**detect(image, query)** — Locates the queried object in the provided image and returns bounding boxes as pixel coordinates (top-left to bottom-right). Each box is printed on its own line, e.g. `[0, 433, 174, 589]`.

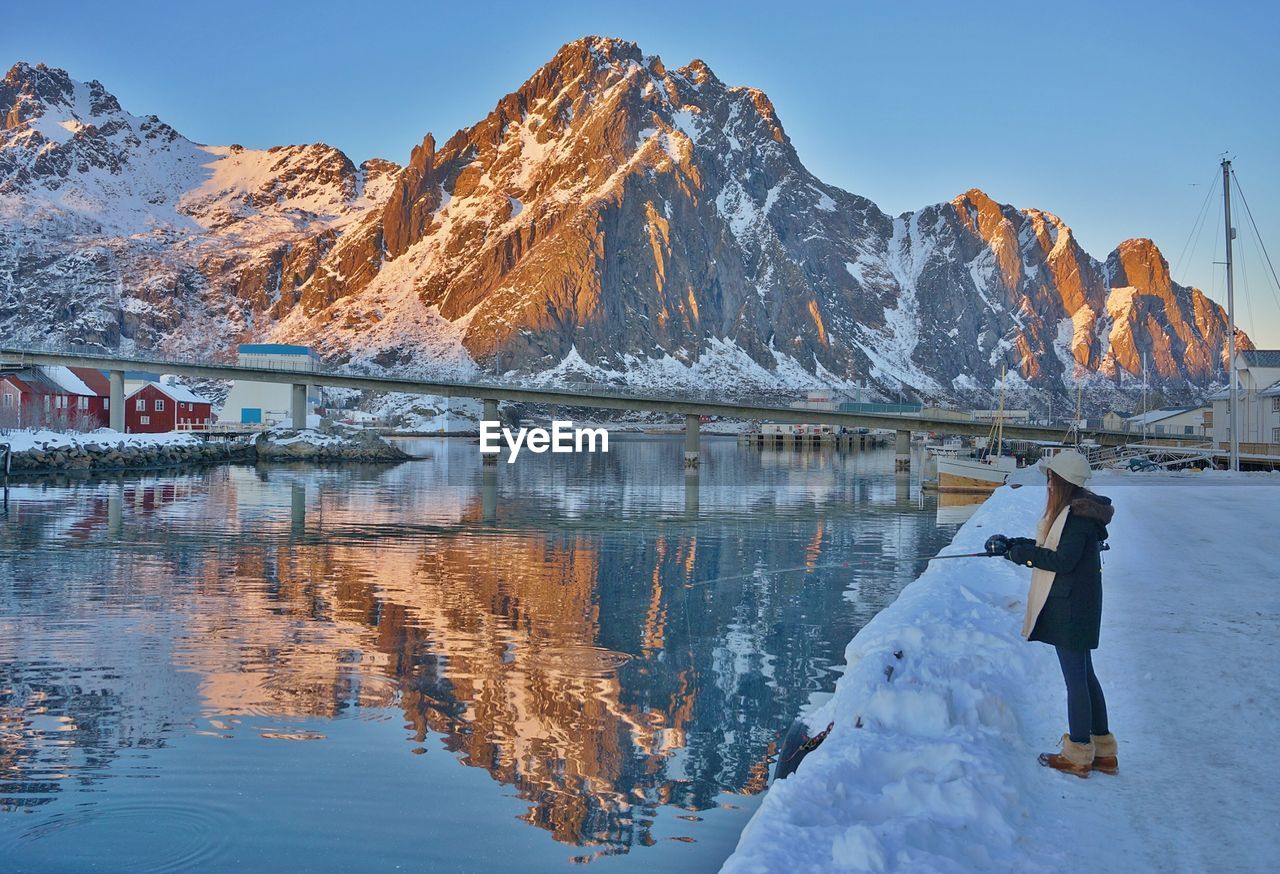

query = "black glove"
[1007, 537, 1035, 548]
[1006, 543, 1034, 565]
[984, 535, 1010, 556]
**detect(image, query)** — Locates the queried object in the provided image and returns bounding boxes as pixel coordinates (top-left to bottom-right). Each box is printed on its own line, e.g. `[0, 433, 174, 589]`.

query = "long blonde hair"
[1037, 470, 1082, 543]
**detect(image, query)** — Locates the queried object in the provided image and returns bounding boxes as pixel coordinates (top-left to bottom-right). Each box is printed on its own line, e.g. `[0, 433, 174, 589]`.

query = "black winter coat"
[1007, 490, 1114, 650]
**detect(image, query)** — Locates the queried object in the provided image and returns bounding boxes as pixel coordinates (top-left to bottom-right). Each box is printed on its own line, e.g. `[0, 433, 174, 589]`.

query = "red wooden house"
[0, 366, 111, 429]
[125, 382, 213, 433]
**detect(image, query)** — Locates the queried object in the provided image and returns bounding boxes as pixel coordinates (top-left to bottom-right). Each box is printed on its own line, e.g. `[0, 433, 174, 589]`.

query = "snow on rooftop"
[38, 365, 95, 396]
[123, 380, 210, 404]
[1124, 407, 1201, 426]
[156, 380, 210, 404]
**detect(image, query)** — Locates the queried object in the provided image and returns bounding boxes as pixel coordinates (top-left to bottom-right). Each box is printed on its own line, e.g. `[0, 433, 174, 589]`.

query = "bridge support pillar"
[107, 483, 123, 537]
[481, 465, 497, 522]
[290, 482, 306, 536]
[684, 467, 700, 515]
[895, 429, 911, 471]
[684, 414, 700, 469]
[109, 370, 125, 432]
[291, 384, 308, 429]
[482, 398, 499, 466]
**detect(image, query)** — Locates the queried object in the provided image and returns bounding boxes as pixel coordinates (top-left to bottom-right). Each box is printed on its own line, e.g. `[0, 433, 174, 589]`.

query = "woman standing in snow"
[988, 450, 1117, 778]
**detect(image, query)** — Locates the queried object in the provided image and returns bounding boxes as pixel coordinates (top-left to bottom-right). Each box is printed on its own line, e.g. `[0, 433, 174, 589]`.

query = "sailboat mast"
[995, 366, 1006, 454]
[1142, 352, 1148, 445]
[1222, 158, 1239, 472]
[1074, 381, 1083, 448]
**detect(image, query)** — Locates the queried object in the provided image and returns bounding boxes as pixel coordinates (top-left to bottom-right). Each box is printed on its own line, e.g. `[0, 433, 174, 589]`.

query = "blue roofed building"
[217, 344, 322, 428]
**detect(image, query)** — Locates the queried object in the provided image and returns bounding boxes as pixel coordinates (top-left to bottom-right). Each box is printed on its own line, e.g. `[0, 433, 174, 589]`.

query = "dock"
[737, 431, 892, 451]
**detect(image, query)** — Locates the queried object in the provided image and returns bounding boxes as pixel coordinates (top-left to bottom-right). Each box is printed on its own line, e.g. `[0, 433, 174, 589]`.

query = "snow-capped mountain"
[0, 42, 1249, 404]
[0, 61, 398, 353]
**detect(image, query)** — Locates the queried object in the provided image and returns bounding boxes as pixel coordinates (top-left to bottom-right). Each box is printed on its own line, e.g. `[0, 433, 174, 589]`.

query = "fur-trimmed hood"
[1071, 490, 1114, 531]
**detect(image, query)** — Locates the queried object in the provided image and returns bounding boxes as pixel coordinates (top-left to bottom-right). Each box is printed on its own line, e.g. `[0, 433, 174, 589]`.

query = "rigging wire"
[1237, 196, 1256, 340]
[1173, 170, 1222, 280]
[1211, 200, 1221, 304]
[1231, 170, 1280, 317]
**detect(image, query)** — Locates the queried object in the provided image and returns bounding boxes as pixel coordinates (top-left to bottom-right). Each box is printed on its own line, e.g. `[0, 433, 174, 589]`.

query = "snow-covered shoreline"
[1, 428, 251, 472]
[0, 428, 210, 455]
[725, 470, 1280, 873]
[0, 427, 410, 472]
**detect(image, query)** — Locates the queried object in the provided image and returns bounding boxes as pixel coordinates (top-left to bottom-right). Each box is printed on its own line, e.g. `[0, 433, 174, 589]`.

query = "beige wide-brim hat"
[1037, 449, 1092, 486]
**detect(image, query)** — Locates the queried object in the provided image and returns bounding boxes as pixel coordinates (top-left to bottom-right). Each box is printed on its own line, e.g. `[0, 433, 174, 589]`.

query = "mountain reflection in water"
[0, 437, 958, 871]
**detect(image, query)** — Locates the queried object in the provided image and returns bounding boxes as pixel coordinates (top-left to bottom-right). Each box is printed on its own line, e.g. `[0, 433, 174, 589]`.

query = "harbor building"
[218, 344, 322, 427]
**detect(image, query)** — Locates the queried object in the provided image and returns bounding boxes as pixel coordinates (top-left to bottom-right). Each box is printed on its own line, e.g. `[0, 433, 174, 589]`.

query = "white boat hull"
[936, 455, 1017, 493]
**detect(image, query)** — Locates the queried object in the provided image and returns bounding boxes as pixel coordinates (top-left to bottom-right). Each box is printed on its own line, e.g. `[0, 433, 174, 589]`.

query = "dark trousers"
[1055, 646, 1109, 744]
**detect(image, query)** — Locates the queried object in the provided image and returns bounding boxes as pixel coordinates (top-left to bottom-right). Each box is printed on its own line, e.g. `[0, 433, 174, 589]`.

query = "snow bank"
[725, 470, 1280, 873]
[0, 428, 205, 454]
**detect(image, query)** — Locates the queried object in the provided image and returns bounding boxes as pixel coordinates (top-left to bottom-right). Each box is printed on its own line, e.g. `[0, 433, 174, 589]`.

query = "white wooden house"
[1210, 350, 1280, 449]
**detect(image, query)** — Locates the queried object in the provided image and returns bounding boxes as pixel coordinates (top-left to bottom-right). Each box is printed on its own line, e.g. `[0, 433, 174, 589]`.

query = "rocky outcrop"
[252, 427, 411, 462]
[1102, 238, 1251, 379]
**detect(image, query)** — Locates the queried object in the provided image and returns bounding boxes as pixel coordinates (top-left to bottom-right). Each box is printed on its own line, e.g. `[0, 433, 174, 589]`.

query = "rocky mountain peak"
[555, 35, 645, 71]
[2, 62, 128, 129]
[510, 36, 648, 113]
[952, 187, 1007, 226]
[1108, 237, 1169, 290]
[3, 62, 75, 117]
[677, 59, 719, 86]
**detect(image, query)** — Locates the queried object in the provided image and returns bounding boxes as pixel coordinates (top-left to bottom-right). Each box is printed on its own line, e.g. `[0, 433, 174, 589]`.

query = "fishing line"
[682, 551, 1000, 590]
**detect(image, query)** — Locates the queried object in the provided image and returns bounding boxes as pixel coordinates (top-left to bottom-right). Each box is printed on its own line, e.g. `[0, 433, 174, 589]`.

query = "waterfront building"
[1101, 410, 1132, 431]
[0, 365, 111, 429]
[125, 380, 214, 433]
[218, 344, 322, 427]
[1210, 350, 1280, 451]
[1125, 406, 1211, 438]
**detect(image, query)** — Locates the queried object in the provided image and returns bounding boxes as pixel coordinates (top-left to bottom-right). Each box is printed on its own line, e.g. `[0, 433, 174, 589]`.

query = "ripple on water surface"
[4, 798, 239, 872]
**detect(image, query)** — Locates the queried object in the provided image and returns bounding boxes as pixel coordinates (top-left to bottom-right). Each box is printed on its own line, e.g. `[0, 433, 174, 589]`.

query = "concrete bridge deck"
[0, 345, 1136, 464]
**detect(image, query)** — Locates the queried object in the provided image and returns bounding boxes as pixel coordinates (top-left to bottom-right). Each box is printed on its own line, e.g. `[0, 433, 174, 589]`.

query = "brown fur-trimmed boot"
[1038, 734, 1093, 778]
[1091, 733, 1118, 775]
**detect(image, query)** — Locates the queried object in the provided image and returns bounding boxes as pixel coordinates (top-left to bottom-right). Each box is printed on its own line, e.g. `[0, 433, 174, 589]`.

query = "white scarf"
[1021, 506, 1070, 640]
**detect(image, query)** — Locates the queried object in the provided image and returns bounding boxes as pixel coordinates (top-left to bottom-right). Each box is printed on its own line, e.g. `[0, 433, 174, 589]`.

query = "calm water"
[0, 437, 962, 872]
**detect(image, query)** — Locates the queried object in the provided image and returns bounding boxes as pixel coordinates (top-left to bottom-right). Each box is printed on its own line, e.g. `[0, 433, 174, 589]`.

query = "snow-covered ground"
[725, 470, 1280, 873]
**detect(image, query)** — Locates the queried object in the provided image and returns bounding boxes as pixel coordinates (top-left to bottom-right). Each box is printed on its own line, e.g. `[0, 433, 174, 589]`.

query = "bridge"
[0, 344, 1136, 468]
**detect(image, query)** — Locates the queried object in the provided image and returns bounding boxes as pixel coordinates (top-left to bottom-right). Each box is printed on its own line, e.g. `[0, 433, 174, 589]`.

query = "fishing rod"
[686, 542, 1112, 588]
[906, 541, 1109, 562]
[921, 551, 999, 560]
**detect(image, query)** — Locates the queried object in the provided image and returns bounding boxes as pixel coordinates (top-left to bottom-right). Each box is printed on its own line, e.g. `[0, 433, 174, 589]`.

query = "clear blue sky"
[6, 0, 1279, 345]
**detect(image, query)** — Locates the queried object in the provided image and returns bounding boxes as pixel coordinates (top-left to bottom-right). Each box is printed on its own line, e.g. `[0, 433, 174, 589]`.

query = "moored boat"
[936, 452, 1018, 493]
[938, 366, 1018, 493]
